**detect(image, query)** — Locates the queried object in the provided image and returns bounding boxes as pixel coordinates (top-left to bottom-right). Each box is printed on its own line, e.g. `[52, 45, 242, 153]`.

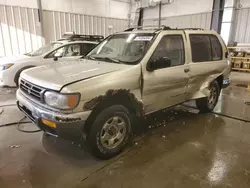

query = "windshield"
[86, 33, 155, 64]
[26, 42, 63, 56]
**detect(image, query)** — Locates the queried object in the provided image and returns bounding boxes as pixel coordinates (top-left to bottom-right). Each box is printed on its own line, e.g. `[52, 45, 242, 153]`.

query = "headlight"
[44, 91, 80, 110]
[0, 63, 14, 71]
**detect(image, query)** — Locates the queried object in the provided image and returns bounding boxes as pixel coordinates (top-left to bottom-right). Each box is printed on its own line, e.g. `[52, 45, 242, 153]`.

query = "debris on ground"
[10, 145, 21, 148]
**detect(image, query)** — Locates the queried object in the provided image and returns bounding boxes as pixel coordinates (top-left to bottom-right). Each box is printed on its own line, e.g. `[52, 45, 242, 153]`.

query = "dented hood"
[21, 59, 132, 91]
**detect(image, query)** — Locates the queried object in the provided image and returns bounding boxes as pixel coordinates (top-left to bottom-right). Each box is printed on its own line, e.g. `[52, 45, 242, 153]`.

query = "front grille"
[20, 79, 45, 101]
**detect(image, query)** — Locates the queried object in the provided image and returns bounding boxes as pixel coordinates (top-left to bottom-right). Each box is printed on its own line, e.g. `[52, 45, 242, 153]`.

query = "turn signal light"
[41, 119, 56, 128]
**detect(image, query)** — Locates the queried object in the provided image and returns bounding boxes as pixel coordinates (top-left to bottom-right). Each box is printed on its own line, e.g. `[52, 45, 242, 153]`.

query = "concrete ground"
[0, 71, 250, 188]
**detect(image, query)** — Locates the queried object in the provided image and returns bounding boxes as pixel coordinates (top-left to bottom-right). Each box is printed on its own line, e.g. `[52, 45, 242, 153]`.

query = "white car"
[0, 34, 102, 87]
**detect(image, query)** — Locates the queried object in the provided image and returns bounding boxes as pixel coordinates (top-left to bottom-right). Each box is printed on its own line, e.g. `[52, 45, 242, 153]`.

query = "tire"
[87, 105, 132, 159]
[196, 80, 220, 113]
[14, 66, 34, 87]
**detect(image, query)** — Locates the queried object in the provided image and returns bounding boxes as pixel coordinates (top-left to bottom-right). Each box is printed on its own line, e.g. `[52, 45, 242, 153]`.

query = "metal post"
[37, 0, 45, 45]
[159, 1, 162, 27]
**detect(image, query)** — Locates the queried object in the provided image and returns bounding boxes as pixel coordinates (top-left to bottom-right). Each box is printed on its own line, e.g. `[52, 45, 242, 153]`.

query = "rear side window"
[190, 34, 223, 62]
[210, 35, 222, 60]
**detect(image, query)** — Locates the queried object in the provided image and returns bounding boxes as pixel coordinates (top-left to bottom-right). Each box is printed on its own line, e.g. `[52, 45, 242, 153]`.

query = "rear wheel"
[87, 105, 132, 159]
[196, 80, 220, 113]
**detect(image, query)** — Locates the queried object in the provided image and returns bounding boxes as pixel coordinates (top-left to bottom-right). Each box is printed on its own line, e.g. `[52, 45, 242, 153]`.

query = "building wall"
[142, 0, 213, 29]
[41, 0, 130, 19]
[43, 10, 128, 44]
[232, 7, 250, 43]
[0, 5, 42, 56]
[0, 0, 38, 8]
[228, 0, 250, 44]
[0, 0, 130, 19]
[0, 0, 130, 56]
[239, 0, 250, 8]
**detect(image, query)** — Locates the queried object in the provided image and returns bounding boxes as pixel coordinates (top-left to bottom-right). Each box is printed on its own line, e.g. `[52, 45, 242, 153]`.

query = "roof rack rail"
[59, 32, 104, 42]
[124, 26, 205, 32]
[182, 28, 204, 30]
[124, 25, 171, 32]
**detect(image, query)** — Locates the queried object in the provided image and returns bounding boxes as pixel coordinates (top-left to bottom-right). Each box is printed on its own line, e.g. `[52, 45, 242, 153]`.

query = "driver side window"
[46, 44, 82, 58]
[46, 46, 67, 58]
[151, 35, 185, 67]
[64, 44, 81, 57]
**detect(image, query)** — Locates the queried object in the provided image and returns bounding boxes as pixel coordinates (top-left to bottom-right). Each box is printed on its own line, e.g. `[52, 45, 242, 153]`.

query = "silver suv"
[0, 33, 102, 87]
[17, 26, 231, 159]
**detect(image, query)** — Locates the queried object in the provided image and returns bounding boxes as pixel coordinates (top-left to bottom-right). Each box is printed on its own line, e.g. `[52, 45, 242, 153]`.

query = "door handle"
[184, 68, 190, 73]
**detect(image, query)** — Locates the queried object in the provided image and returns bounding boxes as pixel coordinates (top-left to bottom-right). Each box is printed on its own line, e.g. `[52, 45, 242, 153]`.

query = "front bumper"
[222, 78, 231, 88]
[16, 89, 91, 141]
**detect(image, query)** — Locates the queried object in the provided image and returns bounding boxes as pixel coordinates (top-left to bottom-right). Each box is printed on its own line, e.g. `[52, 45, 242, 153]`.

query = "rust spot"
[83, 89, 144, 116]
[55, 116, 81, 122]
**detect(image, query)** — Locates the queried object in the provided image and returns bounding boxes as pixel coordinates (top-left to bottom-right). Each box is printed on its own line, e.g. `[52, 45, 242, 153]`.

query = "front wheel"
[196, 80, 220, 113]
[87, 105, 132, 159]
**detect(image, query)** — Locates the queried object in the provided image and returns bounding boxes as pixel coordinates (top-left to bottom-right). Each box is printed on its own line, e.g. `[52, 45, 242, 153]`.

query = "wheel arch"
[215, 74, 223, 89]
[83, 89, 143, 134]
[14, 65, 35, 85]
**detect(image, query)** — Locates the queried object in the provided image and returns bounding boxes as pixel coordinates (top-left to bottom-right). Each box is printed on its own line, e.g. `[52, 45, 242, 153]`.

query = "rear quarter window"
[190, 34, 223, 63]
[210, 35, 223, 61]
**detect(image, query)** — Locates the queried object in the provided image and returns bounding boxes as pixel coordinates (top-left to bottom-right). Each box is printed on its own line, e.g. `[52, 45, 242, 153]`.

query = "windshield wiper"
[87, 56, 96, 60]
[102, 57, 120, 63]
[88, 56, 121, 63]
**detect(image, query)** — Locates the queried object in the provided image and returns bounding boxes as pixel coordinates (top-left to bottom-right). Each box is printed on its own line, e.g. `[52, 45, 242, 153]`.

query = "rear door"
[185, 31, 226, 99]
[142, 31, 190, 114]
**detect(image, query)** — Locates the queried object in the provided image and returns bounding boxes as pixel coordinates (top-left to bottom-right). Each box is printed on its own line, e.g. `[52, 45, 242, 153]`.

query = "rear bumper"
[222, 78, 231, 88]
[16, 89, 91, 141]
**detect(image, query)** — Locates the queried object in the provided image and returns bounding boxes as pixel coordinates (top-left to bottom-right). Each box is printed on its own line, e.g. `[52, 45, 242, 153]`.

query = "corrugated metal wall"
[0, 5, 129, 57]
[143, 12, 212, 30]
[232, 7, 250, 43]
[0, 4, 43, 57]
[43, 10, 129, 44]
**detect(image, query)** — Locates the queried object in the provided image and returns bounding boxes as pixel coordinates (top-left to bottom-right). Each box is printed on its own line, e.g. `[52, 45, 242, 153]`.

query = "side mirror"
[53, 52, 62, 61]
[148, 57, 171, 71]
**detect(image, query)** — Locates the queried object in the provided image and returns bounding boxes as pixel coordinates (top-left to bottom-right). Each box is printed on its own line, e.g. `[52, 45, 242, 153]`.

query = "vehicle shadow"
[41, 106, 196, 161]
[41, 105, 218, 161]
[73, 108, 226, 188]
[41, 133, 97, 162]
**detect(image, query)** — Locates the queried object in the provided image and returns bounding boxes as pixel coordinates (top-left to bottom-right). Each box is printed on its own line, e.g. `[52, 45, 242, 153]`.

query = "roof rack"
[124, 26, 204, 32]
[181, 28, 204, 30]
[59, 32, 104, 42]
[124, 25, 171, 32]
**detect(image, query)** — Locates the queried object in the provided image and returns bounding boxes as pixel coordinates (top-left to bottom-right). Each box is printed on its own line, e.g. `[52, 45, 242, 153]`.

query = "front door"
[142, 33, 190, 114]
